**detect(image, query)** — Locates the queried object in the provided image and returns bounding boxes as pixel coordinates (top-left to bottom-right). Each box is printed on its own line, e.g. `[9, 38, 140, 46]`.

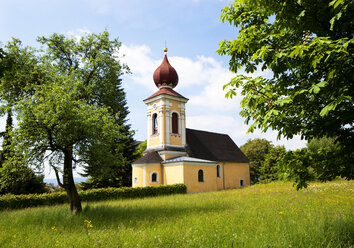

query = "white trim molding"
[143, 166, 146, 187]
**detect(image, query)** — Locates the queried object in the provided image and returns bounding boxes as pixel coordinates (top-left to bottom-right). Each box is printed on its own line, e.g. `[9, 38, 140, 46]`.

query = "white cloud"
[120, 44, 160, 90]
[66, 28, 92, 42]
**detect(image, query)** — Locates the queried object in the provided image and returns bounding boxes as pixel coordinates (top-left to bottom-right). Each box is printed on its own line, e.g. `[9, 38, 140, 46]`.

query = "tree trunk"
[63, 147, 82, 214]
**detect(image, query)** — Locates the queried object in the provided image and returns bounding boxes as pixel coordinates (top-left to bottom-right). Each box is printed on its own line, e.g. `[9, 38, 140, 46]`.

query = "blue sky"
[1, 0, 306, 179]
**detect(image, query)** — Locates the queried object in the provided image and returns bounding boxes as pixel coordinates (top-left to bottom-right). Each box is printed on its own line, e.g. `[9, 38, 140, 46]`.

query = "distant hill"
[44, 177, 87, 186]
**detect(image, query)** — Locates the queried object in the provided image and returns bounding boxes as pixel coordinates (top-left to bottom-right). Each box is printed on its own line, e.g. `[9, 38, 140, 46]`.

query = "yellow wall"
[147, 98, 185, 148]
[132, 166, 143, 187]
[183, 164, 217, 193]
[164, 165, 184, 185]
[170, 134, 182, 146]
[223, 162, 250, 189]
[145, 165, 162, 186]
[149, 135, 160, 147]
[132, 164, 162, 187]
[169, 100, 183, 147]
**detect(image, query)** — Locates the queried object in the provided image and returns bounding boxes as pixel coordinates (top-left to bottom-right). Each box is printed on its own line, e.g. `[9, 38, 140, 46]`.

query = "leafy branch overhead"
[218, 0, 353, 186]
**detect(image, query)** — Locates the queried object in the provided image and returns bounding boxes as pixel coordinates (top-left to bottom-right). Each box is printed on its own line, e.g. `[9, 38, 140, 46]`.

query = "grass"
[0, 181, 353, 248]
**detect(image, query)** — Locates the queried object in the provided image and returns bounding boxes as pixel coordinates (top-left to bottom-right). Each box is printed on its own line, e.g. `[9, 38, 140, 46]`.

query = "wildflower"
[84, 220, 93, 228]
[51, 226, 57, 231]
[279, 211, 284, 215]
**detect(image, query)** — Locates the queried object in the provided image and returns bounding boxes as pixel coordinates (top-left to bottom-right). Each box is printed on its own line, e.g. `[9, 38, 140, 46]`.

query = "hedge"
[0, 184, 187, 210]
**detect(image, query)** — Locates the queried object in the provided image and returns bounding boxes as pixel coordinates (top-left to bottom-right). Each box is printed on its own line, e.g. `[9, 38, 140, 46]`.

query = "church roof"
[163, 156, 217, 164]
[144, 87, 188, 101]
[186, 128, 249, 162]
[132, 151, 163, 164]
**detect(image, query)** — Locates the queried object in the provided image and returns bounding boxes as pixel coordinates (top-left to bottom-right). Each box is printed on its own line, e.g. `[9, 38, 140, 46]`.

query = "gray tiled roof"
[132, 128, 249, 164]
[186, 128, 249, 162]
[132, 151, 162, 164]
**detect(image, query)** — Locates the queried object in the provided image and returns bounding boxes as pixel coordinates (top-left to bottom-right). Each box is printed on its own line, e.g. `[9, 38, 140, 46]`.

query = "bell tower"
[143, 48, 188, 157]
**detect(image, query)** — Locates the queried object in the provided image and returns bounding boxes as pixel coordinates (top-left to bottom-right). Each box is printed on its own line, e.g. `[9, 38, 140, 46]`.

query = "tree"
[279, 148, 315, 189]
[240, 138, 273, 184]
[0, 163, 47, 195]
[218, 0, 353, 187]
[81, 140, 144, 189]
[260, 145, 286, 183]
[0, 40, 47, 194]
[11, 31, 130, 213]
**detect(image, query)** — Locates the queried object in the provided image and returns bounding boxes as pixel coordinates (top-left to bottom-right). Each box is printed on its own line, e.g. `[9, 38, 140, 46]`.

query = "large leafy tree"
[218, 0, 353, 186]
[240, 138, 273, 184]
[11, 31, 131, 213]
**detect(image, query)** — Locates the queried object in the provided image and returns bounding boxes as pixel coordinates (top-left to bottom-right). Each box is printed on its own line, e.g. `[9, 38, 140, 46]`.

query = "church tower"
[143, 48, 188, 160]
[132, 48, 250, 191]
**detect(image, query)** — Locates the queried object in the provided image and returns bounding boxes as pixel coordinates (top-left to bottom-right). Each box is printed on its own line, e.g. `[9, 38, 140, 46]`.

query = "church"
[132, 49, 250, 193]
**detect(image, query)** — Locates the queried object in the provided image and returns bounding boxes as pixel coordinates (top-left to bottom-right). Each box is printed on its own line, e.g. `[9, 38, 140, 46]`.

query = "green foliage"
[0, 184, 186, 210]
[218, 0, 354, 187]
[80, 141, 146, 190]
[307, 136, 339, 153]
[0, 163, 47, 195]
[280, 137, 350, 189]
[240, 138, 273, 184]
[260, 145, 286, 183]
[2, 31, 133, 213]
[279, 149, 316, 190]
[0, 181, 352, 247]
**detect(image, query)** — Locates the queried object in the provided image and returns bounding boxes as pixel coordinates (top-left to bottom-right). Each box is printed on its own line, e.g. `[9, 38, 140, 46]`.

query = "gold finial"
[164, 40, 168, 54]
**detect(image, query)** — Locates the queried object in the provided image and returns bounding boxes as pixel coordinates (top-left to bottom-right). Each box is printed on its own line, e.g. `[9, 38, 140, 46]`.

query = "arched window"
[151, 172, 159, 183]
[217, 165, 221, 178]
[198, 169, 204, 182]
[152, 113, 158, 134]
[172, 112, 179, 134]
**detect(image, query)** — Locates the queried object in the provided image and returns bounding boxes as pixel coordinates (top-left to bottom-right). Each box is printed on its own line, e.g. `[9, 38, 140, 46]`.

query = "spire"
[153, 48, 178, 89]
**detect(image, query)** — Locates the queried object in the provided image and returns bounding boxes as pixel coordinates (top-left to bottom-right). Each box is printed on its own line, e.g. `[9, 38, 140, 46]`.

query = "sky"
[0, 0, 307, 179]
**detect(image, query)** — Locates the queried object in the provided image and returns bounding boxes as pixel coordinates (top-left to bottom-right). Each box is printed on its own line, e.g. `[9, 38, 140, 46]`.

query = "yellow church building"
[132, 49, 250, 193]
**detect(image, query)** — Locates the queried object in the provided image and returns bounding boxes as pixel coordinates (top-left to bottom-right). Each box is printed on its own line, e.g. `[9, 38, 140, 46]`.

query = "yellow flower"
[279, 211, 284, 215]
[84, 220, 93, 228]
[51, 226, 57, 231]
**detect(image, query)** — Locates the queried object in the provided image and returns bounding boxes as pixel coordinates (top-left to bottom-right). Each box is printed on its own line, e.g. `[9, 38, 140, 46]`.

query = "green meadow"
[0, 181, 352, 248]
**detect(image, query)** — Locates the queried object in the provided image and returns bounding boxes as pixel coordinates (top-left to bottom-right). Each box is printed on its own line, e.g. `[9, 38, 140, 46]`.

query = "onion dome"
[153, 48, 179, 89]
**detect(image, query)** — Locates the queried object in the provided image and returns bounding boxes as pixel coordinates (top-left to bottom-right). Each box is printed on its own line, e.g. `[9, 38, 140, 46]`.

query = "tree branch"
[51, 165, 64, 188]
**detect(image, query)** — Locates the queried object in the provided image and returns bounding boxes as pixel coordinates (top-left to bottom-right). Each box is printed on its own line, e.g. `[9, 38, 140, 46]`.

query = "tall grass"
[0, 181, 352, 247]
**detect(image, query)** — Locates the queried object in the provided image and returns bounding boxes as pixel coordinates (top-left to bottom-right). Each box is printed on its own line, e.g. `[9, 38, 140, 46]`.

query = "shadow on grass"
[79, 200, 230, 228]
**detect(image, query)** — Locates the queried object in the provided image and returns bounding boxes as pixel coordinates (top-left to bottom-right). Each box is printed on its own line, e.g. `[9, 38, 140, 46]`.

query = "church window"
[217, 165, 221, 178]
[198, 169, 204, 182]
[152, 113, 158, 134]
[240, 179, 244, 187]
[172, 112, 179, 134]
[151, 172, 159, 183]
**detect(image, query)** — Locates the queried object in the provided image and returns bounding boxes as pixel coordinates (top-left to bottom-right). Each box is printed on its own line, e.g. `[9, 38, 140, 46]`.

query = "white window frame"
[150, 171, 159, 183]
[151, 112, 159, 135]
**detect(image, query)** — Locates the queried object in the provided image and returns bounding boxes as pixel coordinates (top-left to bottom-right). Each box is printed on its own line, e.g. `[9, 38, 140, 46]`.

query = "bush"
[0, 184, 187, 210]
[0, 164, 47, 195]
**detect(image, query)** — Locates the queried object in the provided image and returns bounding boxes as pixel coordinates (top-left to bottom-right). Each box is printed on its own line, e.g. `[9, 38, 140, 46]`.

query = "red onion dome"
[153, 50, 178, 89]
